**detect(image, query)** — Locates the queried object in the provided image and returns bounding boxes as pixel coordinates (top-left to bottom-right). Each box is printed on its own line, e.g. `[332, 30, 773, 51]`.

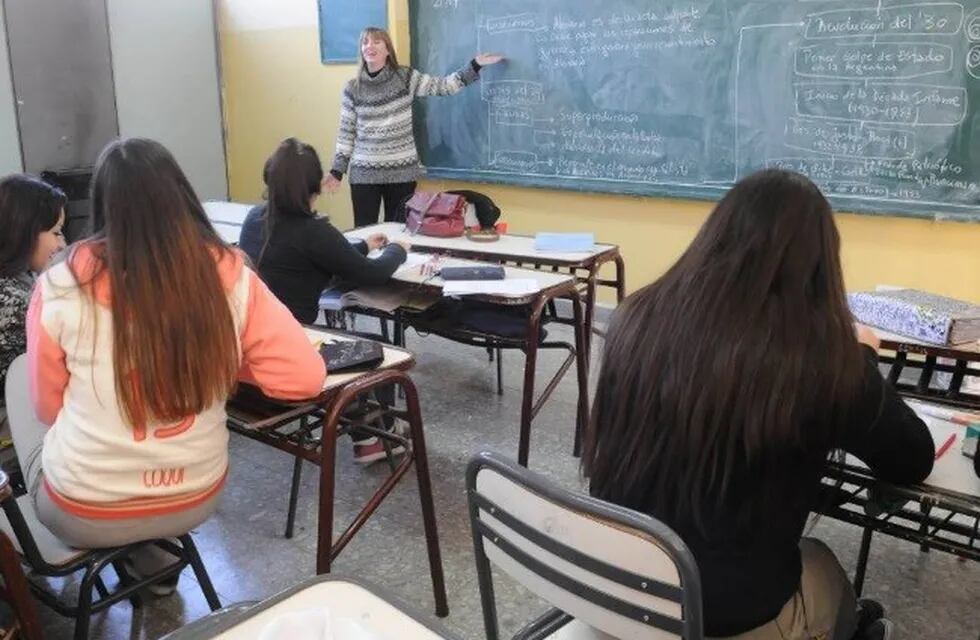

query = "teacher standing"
[324, 26, 502, 227]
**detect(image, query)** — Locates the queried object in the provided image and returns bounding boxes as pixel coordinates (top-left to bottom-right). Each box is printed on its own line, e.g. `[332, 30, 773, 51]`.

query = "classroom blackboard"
[410, 1, 980, 221]
[319, 0, 387, 63]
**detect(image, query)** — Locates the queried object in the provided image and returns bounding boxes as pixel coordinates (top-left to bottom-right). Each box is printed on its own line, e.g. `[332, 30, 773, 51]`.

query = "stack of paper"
[364, 249, 430, 276]
[442, 279, 539, 296]
[319, 283, 438, 313]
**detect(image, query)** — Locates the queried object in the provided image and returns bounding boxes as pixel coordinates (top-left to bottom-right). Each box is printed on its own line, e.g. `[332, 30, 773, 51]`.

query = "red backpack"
[404, 191, 467, 238]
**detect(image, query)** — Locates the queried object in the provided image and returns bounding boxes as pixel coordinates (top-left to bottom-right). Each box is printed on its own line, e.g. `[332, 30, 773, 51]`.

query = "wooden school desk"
[346, 222, 625, 350]
[224, 328, 448, 616]
[161, 576, 462, 640]
[346, 255, 590, 467]
[212, 221, 243, 245]
[202, 201, 251, 226]
[871, 327, 980, 412]
[820, 400, 980, 596]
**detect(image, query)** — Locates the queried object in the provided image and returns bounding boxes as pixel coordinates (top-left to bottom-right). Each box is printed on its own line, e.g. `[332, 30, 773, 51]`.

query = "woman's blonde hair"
[355, 27, 408, 93]
[358, 27, 399, 73]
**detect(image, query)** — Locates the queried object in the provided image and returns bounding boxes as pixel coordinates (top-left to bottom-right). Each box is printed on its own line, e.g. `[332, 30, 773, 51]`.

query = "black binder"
[320, 339, 385, 372]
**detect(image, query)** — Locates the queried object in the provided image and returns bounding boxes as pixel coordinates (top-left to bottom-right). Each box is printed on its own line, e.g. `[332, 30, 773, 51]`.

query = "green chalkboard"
[410, 1, 980, 221]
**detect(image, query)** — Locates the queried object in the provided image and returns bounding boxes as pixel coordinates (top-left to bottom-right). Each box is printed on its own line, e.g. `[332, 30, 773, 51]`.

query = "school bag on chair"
[403, 191, 467, 237]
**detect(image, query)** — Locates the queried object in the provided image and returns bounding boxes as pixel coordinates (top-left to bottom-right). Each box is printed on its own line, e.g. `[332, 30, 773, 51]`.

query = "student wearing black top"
[583, 169, 933, 640]
[240, 138, 408, 324]
[239, 138, 409, 464]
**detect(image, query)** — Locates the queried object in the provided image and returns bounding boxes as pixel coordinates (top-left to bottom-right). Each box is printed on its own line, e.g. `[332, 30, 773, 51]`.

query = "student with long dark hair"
[239, 137, 408, 464]
[584, 169, 933, 640]
[0, 175, 66, 438]
[6, 138, 324, 591]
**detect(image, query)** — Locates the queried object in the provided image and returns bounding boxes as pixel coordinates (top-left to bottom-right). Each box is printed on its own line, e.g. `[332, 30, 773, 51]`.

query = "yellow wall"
[218, 1, 980, 302]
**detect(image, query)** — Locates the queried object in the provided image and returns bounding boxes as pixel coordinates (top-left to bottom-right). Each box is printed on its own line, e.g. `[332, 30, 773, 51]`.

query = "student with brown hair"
[323, 26, 503, 226]
[583, 169, 934, 640]
[6, 138, 325, 592]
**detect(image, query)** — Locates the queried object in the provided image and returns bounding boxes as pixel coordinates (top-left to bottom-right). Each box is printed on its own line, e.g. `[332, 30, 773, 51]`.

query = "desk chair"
[467, 452, 703, 639]
[227, 388, 400, 540]
[230, 327, 401, 540]
[389, 299, 580, 452]
[0, 469, 220, 640]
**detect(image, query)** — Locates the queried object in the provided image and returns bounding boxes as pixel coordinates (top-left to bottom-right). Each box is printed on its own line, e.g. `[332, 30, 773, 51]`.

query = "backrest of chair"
[467, 452, 703, 640]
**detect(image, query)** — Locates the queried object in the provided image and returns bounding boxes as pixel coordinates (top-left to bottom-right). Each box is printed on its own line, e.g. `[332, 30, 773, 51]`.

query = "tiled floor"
[29, 324, 980, 639]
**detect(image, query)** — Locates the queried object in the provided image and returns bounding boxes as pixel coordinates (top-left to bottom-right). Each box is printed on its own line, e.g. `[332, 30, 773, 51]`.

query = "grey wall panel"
[107, 0, 228, 200]
[3, 0, 118, 174]
[0, 5, 22, 175]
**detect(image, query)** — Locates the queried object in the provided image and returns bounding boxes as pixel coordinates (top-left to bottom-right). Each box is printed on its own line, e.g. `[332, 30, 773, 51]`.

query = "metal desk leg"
[314, 372, 448, 617]
[517, 299, 548, 467]
[285, 416, 309, 539]
[582, 265, 599, 361]
[854, 526, 874, 597]
[402, 375, 450, 617]
[496, 349, 504, 396]
[614, 254, 626, 303]
[916, 356, 937, 394]
[571, 292, 589, 458]
[919, 502, 933, 553]
[886, 352, 906, 385]
[316, 407, 341, 575]
[948, 359, 967, 400]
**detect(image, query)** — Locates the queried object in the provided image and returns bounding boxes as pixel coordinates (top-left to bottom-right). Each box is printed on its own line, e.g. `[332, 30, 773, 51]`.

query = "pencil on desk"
[934, 434, 957, 460]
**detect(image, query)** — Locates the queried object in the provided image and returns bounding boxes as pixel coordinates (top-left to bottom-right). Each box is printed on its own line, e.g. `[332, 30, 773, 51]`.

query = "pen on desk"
[934, 434, 957, 460]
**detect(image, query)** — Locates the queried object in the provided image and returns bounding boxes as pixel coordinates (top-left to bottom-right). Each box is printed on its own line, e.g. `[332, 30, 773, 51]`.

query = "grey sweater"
[332, 62, 480, 185]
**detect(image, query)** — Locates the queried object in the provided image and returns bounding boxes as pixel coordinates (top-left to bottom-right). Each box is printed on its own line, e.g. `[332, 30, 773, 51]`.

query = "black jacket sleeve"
[839, 346, 935, 484]
[304, 219, 406, 286]
[237, 205, 266, 265]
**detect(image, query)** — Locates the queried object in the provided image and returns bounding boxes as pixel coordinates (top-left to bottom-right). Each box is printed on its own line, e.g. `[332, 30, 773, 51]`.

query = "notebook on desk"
[319, 339, 385, 373]
[849, 288, 980, 346]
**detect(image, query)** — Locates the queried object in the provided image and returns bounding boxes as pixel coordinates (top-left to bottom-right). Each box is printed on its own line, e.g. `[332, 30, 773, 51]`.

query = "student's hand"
[323, 174, 342, 194]
[855, 323, 881, 351]
[366, 234, 388, 251]
[393, 239, 412, 252]
[475, 53, 505, 66]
